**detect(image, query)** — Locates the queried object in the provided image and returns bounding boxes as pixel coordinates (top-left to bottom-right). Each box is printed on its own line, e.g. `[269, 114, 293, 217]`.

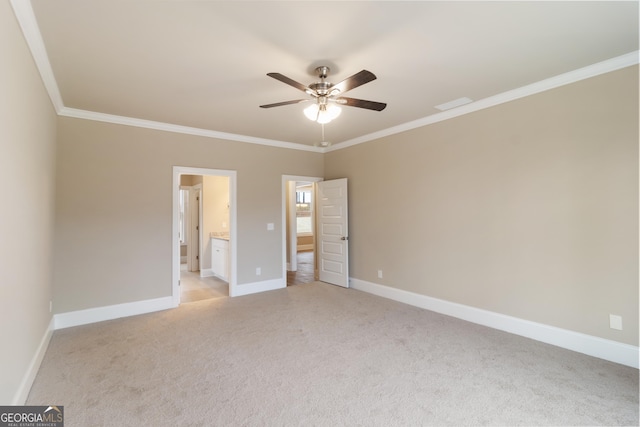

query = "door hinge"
[196, 255, 199, 260]
[178, 280, 181, 287]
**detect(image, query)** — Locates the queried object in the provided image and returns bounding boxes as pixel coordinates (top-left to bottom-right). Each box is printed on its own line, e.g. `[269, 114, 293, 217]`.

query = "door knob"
[341, 236, 348, 241]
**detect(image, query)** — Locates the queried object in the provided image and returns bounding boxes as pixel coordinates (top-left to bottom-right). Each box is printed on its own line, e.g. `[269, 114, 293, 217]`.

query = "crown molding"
[11, 0, 323, 153]
[10, 0, 64, 112]
[328, 50, 639, 152]
[12, 1, 637, 154]
[59, 107, 323, 152]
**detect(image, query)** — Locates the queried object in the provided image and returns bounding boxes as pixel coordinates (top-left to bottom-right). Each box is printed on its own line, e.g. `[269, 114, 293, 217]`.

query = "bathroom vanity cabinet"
[211, 237, 229, 282]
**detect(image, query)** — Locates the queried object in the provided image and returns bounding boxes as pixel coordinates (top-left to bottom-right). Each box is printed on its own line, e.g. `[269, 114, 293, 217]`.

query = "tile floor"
[180, 267, 228, 303]
[180, 250, 314, 303]
[287, 250, 315, 286]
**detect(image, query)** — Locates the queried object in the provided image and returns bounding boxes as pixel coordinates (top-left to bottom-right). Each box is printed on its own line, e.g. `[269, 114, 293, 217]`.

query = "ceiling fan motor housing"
[309, 66, 338, 97]
[309, 82, 333, 96]
[315, 66, 330, 79]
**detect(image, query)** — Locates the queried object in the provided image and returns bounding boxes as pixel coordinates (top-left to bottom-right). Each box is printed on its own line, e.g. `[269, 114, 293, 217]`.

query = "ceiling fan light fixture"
[318, 104, 341, 124]
[304, 102, 341, 124]
[303, 103, 319, 121]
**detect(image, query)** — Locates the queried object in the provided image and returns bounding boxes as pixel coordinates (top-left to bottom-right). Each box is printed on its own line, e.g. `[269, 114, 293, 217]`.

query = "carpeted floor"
[27, 282, 638, 426]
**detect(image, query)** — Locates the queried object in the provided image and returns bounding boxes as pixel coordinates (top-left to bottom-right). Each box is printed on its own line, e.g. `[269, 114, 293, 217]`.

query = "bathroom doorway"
[173, 167, 237, 305]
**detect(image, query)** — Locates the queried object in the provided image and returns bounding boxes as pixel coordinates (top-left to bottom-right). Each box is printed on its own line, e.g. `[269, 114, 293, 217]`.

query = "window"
[296, 191, 312, 204]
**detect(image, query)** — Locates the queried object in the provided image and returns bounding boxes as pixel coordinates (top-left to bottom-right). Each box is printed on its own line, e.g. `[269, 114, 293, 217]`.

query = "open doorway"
[282, 175, 323, 286]
[178, 176, 228, 302]
[173, 167, 237, 305]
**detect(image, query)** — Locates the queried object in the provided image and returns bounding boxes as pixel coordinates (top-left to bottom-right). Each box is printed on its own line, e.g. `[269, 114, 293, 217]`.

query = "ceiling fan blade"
[260, 99, 309, 108]
[267, 73, 312, 94]
[335, 97, 387, 111]
[330, 70, 377, 95]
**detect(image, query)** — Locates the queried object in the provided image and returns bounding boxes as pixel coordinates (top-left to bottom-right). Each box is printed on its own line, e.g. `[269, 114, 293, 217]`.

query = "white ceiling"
[19, 1, 640, 150]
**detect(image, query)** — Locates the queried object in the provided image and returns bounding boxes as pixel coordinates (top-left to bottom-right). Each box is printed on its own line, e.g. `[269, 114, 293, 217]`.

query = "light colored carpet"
[27, 282, 638, 426]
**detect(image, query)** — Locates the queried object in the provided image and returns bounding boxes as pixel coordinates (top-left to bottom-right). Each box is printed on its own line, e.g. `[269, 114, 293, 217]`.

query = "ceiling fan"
[260, 66, 387, 124]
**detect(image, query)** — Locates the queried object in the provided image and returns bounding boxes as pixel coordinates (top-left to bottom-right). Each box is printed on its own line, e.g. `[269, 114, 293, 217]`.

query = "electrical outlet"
[378, 270, 383, 279]
[609, 314, 623, 330]
[256, 267, 261, 276]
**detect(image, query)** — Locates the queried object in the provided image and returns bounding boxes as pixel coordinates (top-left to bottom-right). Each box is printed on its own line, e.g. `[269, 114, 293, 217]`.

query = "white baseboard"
[200, 268, 214, 278]
[231, 278, 285, 297]
[54, 296, 175, 330]
[350, 278, 639, 369]
[13, 317, 54, 405]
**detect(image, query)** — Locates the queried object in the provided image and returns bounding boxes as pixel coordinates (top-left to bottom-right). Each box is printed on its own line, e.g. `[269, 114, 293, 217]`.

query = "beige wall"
[180, 174, 202, 187]
[53, 117, 323, 312]
[1, 1, 58, 404]
[297, 235, 314, 248]
[325, 66, 639, 346]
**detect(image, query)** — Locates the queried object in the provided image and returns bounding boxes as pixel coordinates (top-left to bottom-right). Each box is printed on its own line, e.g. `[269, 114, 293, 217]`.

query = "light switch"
[267, 223, 274, 231]
[609, 314, 623, 330]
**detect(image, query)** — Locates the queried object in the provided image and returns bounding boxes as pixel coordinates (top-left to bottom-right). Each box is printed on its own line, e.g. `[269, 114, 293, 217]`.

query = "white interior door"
[317, 178, 349, 287]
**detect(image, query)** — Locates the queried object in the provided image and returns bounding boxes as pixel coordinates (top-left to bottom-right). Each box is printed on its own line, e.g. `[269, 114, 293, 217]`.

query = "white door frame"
[281, 175, 323, 282]
[173, 166, 237, 305]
